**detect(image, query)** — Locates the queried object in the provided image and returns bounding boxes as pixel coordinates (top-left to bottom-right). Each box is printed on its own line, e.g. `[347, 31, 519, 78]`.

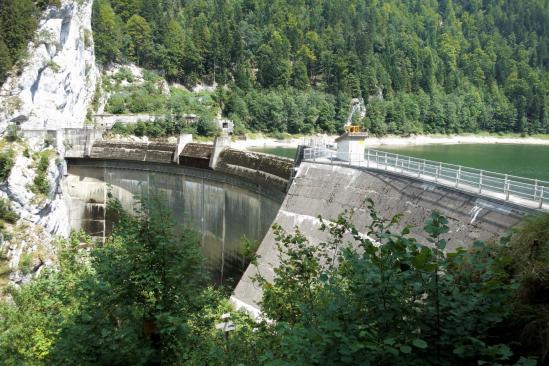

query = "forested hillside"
[0, 0, 60, 84]
[92, 0, 548, 135]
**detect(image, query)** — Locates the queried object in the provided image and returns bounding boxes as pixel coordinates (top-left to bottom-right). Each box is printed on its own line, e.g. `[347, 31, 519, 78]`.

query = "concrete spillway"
[62, 140, 536, 314]
[64, 141, 292, 285]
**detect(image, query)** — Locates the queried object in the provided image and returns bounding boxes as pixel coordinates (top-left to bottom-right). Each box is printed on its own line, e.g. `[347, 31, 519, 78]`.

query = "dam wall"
[232, 162, 536, 314]
[64, 141, 293, 285]
[63, 139, 536, 314]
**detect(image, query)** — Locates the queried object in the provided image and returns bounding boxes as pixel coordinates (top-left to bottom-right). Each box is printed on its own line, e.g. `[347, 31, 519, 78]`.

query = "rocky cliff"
[0, 0, 97, 287]
[0, 0, 98, 132]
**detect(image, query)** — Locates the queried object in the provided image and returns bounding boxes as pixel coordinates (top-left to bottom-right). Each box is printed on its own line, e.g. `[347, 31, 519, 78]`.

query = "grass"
[29, 150, 54, 197]
[0, 262, 9, 290]
[0, 248, 10, 290]
[0, 198, 19, 224]
[18, 252, 33, 275]
[0, 149, 15, 182]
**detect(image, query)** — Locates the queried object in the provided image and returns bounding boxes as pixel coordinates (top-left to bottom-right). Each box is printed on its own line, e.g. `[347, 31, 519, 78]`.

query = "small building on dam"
[61, 135, 539, 316]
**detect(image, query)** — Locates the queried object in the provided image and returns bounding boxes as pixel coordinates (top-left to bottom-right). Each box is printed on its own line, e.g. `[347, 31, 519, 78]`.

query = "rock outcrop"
[0, 0, 98, 289]
[0, 0, 98, 132]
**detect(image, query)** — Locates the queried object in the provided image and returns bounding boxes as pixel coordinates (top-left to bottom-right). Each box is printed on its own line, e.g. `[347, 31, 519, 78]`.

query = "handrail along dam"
[62, 137, 541, 315]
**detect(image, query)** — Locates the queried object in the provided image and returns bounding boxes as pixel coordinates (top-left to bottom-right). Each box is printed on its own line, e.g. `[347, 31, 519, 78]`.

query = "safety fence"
[303, 147, 548, 209]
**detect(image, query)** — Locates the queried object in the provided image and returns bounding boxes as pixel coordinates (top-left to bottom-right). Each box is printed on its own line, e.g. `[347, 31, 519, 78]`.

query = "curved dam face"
[64, 141, 292, 285]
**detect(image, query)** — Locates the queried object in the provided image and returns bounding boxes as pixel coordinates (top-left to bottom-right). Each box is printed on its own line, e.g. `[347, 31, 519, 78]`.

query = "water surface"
[250, 147, 297, 159]
[378, 144, 549, 181]
[250, 144, 549, 181]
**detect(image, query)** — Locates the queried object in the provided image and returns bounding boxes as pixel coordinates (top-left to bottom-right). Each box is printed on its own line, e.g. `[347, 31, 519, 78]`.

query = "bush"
[252, 202, 537, 365]
[113, 67, 134, 83]
[106, 94, 126, 114]
[0, 198, 18, 224]
[110, 122, 131, 135]
[18, 252, 33, 274]
[505, 214, 549, 362]
[5, 124, 19, 142]
[196, 116, 220, 137]
[0, 150, 15, 182]
[30, 153, 50, 196]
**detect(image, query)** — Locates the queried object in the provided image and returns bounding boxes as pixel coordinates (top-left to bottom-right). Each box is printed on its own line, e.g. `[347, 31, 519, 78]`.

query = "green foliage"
[0, 37, 12, 82]
[18, 252, 33, 274]
[91, 0, 548, 135]
[225, 87, 339, 134]
[0, 0, 60, 84]
[48, 196, 210, 364]
[105, 76, 169, 115]
[0, 198, 19, 224]
[110, 118, 200, 138]
[0, 195, 546, 364]
[5, 124, 20, 142]
[30, 152, 51, 196]
[91, 0, 122, 65]
[0, 195, 249, 365]
[0, 231, 94, 365]
[126, 15, 152, 65]
[0, 149, 15, 182]
[505, 214, 549, 363]
[196, 116, 220, 137]
[252, 202, 534, 365]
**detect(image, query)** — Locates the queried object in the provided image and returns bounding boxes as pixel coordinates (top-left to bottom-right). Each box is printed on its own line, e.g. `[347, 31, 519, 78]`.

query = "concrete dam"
[64, 140, 291, 284]
[62, 139, 536, 313]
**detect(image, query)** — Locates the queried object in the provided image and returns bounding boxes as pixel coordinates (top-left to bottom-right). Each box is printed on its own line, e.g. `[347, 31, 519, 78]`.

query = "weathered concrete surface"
[179, 143, 213, 169]
[64, 159, 285, 285]
[232, 162, 535, 315]
[216, 149, 293, 193]
[90, 140, 175, 163]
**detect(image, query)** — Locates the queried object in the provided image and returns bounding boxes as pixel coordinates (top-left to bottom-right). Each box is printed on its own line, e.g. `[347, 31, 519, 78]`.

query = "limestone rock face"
[0, 144, 71, 238]
[0, 0, 98, 132]
[0, 1, 97, 289]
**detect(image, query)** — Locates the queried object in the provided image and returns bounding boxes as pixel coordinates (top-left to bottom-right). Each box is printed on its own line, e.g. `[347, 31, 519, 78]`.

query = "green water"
[252, 144, 549, 181]
[250, 147, 297, 159]
[378, 144, 549, 181]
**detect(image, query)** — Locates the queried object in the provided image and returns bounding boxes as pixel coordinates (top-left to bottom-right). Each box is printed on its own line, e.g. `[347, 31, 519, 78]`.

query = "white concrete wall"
[337, 139, 365, 162]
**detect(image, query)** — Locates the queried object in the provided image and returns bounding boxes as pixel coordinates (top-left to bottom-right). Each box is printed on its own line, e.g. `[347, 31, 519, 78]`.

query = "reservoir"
[249, 147, 298, 159]
[378, 144, 549, 181]
[251, 144, 549, 181]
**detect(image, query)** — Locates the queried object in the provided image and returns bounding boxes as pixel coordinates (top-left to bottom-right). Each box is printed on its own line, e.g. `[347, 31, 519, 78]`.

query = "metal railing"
[302, 147, 548, 209]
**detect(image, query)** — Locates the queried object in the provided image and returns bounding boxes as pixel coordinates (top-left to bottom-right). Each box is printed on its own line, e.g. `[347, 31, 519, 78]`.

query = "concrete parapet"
[209, 135, 231, 169]
[215, 149, 293, 193]
[219, 149, 293, 180]
[93, 113, 161, 129]
[64, 127, 103, 158]
[173, 134, 193, 163]
[90, 140, 175, 163]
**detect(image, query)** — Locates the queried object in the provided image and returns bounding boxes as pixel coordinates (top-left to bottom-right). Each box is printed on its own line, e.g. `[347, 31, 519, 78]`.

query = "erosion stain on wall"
[64, 159, 284, 286]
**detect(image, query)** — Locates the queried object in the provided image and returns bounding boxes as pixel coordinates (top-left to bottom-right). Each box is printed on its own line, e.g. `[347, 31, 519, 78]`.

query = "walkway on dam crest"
[303, 147, 549, 212]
